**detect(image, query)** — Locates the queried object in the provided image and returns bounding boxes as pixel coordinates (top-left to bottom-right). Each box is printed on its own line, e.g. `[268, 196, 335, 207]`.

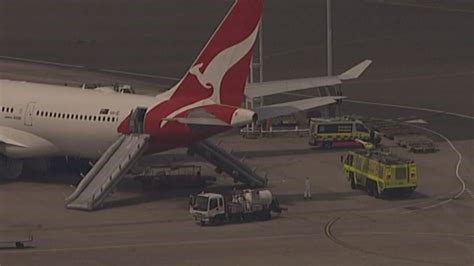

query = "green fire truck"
[343, 150, 418, 197]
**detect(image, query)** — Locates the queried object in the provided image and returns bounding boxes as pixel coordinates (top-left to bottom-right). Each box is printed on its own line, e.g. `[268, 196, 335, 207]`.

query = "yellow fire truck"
[343, 150, 417, 197]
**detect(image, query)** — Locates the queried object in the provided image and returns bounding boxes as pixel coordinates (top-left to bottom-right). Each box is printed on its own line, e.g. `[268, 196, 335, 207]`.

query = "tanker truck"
[189, 189, 285, 226]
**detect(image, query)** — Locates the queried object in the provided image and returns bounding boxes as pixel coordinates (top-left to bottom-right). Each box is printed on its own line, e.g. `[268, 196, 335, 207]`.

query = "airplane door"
[129, 107, 147, 134]
[24, 102, 36, 126]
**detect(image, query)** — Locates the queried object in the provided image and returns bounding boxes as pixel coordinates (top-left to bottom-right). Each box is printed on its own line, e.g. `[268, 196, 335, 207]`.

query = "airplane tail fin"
[165, 0, 264, 107]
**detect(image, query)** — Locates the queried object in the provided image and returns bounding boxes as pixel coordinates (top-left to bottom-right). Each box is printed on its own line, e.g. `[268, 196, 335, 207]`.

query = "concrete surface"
[0, 136, 472, 265]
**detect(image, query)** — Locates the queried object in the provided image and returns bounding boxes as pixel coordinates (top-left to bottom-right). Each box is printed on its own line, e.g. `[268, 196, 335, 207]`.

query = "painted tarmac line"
[402, 125, 466, 213]
[466, 188, 474, 199]
[346, 100, 474, 120]
[342, 231, 474, 239]
[100, 68, 179, 81]
[0, 55, 85, 69]
[373, 1, 474, 14]
[0, 233, 326, 254]
[0, 55, 180, 82]
[349, 70, 474, 84]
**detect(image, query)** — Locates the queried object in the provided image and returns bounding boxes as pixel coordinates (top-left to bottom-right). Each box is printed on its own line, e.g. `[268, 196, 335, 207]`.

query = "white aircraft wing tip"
[338, 59, 372, 81]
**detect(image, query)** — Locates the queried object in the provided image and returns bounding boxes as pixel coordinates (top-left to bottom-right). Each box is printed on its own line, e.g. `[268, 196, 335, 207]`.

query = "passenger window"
[209, 198, 218, 210]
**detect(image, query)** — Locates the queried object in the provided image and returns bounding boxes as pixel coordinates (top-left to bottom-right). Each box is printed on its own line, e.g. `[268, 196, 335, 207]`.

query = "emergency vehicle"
[309, 118, 380, 149]
[343, 150, 418, 197]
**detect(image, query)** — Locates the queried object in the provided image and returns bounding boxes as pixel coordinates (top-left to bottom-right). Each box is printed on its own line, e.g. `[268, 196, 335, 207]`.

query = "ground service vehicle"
[0, 232, 33, 249]
[189, 189, 284, 225]
[309, 118, 380, 149]
[343, 150, 418, 197]
[134, 165, 215, 190]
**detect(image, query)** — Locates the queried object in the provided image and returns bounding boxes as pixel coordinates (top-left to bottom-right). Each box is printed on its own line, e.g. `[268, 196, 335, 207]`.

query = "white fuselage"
[0, 79, 160, 159]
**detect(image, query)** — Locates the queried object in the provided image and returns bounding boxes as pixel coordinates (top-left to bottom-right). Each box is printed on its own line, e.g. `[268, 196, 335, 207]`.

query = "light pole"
[326, 0, 333, 76]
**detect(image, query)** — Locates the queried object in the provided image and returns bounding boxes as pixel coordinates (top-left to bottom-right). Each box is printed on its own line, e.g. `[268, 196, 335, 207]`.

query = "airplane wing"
[164, 117, 229, 126]
[253, 96, 344, 121]
[169, 95, 344, 126]
[245, 60, 372, 98]
[338, 60, 372, 80]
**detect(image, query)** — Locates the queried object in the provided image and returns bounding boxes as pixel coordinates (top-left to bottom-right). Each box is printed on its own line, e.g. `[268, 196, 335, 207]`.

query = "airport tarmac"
[0, 134, 472, 266]
[0, 0, 473, 265]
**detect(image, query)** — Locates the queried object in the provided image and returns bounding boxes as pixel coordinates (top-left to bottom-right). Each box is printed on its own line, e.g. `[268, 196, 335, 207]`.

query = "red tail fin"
[167, 0, 264, 107]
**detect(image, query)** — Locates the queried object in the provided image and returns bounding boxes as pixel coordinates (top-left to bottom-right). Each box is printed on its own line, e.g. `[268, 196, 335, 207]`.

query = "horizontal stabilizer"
[254, 96, 344, 121]
[338, 60, 372, 80]
[164, 117, 230, 127]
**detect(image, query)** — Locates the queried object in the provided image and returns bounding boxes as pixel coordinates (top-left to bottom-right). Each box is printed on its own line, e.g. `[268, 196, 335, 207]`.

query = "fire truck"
[309, 118, 380, 149]
[343, 150, 418, 197]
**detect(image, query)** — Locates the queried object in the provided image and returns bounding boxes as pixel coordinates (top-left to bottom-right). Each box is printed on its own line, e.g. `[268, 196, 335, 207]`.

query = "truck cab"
[189, 193, 225, 225]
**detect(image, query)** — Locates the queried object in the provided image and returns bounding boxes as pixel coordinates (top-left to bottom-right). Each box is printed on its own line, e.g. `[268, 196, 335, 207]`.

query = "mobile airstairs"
[65, 134, 150, 210]
[189, 140, 268, 187]
[65, 108, 267, 211]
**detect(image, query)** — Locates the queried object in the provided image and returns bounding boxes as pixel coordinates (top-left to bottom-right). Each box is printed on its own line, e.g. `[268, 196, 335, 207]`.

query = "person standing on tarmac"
[304, 177, 312, 200]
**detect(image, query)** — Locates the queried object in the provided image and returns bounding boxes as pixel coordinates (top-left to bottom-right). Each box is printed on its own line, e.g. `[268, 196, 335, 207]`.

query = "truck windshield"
[194, 196, 209, 211]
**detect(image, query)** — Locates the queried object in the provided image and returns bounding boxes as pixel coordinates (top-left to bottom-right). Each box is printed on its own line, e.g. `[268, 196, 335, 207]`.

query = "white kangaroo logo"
[160, 21, 261, 128]
[189, 22, 260, 103]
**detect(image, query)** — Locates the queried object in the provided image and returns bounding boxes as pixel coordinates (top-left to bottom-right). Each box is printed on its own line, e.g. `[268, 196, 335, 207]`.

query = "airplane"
[0, 0, 370, 182]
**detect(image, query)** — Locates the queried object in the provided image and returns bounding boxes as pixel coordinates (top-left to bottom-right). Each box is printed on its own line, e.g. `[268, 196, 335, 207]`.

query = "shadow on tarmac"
[276, 190, 429, 206]
[104, 182, 250, 210]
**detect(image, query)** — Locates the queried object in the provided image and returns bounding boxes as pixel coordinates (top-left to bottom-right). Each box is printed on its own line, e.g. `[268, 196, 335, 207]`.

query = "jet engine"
[0, 156, 23, 181]
[230, 108, 258, 127]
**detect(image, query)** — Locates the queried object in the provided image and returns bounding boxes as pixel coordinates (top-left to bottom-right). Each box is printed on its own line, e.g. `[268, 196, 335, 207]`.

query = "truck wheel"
[403, 188, 415, 197]
[367, 181, 374, 196]
[218, 215, 225, 224]
[15, 242, 25, 249]
[323, 141, 333, 149]
[373, 183, 380, 198]
[349, 173, 356, 190]
[264, 210, 271, 220]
